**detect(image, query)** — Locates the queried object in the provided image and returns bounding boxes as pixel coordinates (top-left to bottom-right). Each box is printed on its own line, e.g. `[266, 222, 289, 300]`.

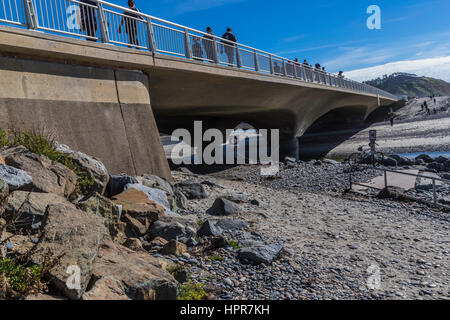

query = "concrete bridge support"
[0, 55, 172, 181]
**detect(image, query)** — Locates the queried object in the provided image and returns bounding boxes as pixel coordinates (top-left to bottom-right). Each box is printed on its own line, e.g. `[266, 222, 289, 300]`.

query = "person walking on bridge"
[202, 27, 216, 63]
[79, 0, 98, 41]
[221, 28, 237, 66]
[118, 0, 143, 48]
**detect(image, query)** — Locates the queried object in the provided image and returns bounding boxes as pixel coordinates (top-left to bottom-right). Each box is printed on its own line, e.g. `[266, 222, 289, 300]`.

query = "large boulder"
[112, 188, 165, 224]
[82, 276, 129, 300]
[215, 219, 249, 231]
[174, 188, 188, 210]
[174, 182, 207, 200]
[427, 162, 445, 172]
[238, 243, 283, 265]
[389, 155, 413, 166]
[206, 197, 241, 216]
[5, 191, 74, 230]
[415, 154, 434, 163]
[33, 203, 107, 300]
[197, 220, 223, 237]
[435, 156, 448, 164]
[149, 216, 197, 242]
[1, 146, 77, 197]
[444, 160, 450, 170]
[0, 164, 32, 190]
[0, 178, 8, 216]
[125, 184, 171, 212]
[381, 157, 397, 167]
[78, 194, 127, 243]
[88, 241, 180, 300]
[106, 174, 138, 197]
[56, 143, 109, 195]
[138, 174, 174, 196]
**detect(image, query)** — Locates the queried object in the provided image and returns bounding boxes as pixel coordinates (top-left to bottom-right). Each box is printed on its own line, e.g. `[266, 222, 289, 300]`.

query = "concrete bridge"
[0, 0, 398, 179]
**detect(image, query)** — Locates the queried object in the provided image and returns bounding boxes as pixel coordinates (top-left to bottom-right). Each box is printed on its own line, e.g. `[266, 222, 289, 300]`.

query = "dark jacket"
[221, 32, 237, 45]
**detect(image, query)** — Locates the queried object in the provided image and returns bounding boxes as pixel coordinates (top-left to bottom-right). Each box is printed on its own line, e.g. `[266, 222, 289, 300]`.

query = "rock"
[390, 155, 413, 166]
[1, 146, 77, 197]
[125, 184, 171, 212]
[82, 276, 130, 300]
[138, 174, 174, 196]
[5, 191, 74, 230]
[56, 143, 109, 195]
[415, 154, 434, 163]
[415, 184, 434, 191]
[172, 268, 189, 284]
[438, 197, 450, 206]
[149, 216, 197, 242]
[444, 160, 450, 170]
[442, 173, 450, 180]
[283, 157, 296, 164]
[161, 240, 187, 256]
[33, 203, 107, 300]
[78, 194, 126, 243]
[112, 188, 165, 225]
[215, 219, 248, 231]
[206, 197, 240, 216]
[0, 154, 4, 165]
[150, 237, 169, 247]
[174, 188, 188, 210]
[435, 156, 448, 164]
[174, 182, 207, 200]
[323, 158, 340, 165]
[222, 192, 250, 204]
[415, 159, 425, 166]
[122, 238, 143, 251]
[211, 236, 228, 248]
[238, 243, 283, 265]
[186, 237, 198, 247]
[197, 220, 223, 237]
[123, 214, 149, 237]
[427, 162, 445, 172]
[107, 174, 138, 197]
[0, 164, 33, 190]
[382, 157, 397, 167]
[313, 160, 322, 166]
[90, 241, 180, 300]
[6, 242, 14, 251]
[0, 178, 8, 216]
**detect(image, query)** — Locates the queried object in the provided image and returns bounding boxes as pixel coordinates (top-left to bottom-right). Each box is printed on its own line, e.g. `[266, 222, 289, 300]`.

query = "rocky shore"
[1, 137, 449, 300]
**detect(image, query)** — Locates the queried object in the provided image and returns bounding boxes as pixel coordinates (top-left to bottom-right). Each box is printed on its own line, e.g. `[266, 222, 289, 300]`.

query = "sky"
[106, 0, 450, 81]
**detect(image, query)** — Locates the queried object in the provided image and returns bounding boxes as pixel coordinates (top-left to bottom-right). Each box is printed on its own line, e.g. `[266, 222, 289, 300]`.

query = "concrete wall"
[0, 55, 172, 181]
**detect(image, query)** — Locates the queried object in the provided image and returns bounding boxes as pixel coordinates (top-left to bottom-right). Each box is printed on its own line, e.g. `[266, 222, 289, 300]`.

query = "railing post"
[236, 45, 242, 68]
[282, 60, 287, 76]
[293, 63, 298, 79]
[147, 20, 156, 52]
[384, 170, 388, 189]
[97, 3, 109, 43]
[213, 40, 220, 64]
[269, 55, 274, 74]
[22, 0, 38, 29]
[184, 29, 192, 59]
[254, 50, 259, 72]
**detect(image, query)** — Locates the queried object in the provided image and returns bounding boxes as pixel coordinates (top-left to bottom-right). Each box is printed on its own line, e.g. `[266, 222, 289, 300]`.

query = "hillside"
[363, 73, 450, 97]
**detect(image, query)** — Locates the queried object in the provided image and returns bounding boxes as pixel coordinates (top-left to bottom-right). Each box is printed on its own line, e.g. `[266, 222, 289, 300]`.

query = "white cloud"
[345, 56, 450, 82]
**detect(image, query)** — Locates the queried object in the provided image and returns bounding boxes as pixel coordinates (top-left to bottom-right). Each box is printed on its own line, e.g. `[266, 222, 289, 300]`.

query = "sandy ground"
[174, 167, 450, 300]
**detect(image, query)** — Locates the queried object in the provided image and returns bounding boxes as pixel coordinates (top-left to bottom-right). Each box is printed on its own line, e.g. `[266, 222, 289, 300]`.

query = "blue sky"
[107, 0, 450, 78]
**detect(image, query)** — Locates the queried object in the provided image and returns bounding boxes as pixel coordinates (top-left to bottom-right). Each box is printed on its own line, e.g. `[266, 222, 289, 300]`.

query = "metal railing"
[349, 165, 450, 209]
[1, 0, 399, 101]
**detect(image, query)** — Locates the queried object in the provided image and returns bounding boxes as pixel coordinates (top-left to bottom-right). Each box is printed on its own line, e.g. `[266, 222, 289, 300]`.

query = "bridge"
[0, 0, 398, 179]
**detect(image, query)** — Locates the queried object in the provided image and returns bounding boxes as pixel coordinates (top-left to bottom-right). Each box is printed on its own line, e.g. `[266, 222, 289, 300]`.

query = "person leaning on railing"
[118, 0, 143, 48]
[79, 0, 98, 40]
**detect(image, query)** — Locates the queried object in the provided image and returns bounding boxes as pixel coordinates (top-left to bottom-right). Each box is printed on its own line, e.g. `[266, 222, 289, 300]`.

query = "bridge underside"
[0, 26, 396, 165]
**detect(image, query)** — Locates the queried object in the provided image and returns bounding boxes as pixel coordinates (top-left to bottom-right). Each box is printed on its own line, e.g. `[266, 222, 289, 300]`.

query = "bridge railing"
[1, 0, 399, 101]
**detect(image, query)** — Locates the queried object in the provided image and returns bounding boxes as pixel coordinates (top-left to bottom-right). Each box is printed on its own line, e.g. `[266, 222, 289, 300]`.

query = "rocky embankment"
[1, 142, 449, 300]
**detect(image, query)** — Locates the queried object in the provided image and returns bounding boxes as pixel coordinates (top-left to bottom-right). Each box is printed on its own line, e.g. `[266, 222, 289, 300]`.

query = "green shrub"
[0, 127, 95, 196]
[227, 240, 241, 250]
[208, 254, 225, 262]
[0, 259, 44, 296]
[178, 281, 207, 300]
